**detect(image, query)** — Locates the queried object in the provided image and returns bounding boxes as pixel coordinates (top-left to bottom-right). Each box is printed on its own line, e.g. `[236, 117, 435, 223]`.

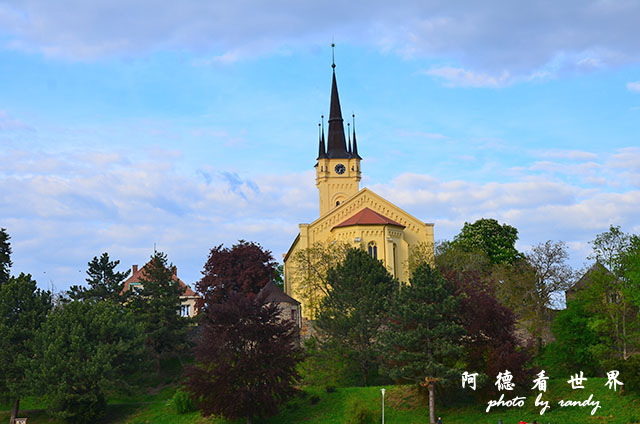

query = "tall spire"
[317, 116, 327, 159]
[352, 113, 361, 159]
[347, 122, 352, 154]
[326, 43, 350, 159]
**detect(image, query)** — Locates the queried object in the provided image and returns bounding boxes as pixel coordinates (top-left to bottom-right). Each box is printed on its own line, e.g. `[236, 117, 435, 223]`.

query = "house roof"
[332, 207, 405, 230]
[565, 262, 613, 293]
[259, 281, 301, 305]
[123, 262, 198, 297]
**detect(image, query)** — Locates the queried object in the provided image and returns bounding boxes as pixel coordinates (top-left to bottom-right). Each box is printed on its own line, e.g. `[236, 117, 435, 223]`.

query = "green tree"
[0, 228, 12, 286]
[452, 218, 522, 265]
[68, 252, 131, 303]
[0, 273, 52, 423]
[380, 263, 464, 424]
[543, 298, 599, 377]
[31, 301, 145, 423]
[130, 251, 188, 365]
[316, 248, 396, 386]
[584, 226, 638, 359]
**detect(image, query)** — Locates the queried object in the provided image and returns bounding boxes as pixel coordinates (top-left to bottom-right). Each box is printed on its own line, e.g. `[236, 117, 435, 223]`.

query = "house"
[259, 281, 302, 328]
[122, 262, 200, 318]
[565, 262, 613, 303]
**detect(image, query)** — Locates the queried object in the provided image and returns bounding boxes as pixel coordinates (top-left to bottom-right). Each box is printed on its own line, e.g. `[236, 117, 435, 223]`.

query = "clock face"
[335, 163, 346, 175]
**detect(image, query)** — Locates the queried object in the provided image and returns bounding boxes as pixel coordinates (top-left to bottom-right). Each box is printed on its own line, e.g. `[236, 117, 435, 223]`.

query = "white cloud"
[424, 67, 511, 88]
[627, 81, 640, 93]
[1, 1, 640, 77]
[534, 149, 598, 161]
[0, 110, 34, 131]
[3, 145, 640, 292]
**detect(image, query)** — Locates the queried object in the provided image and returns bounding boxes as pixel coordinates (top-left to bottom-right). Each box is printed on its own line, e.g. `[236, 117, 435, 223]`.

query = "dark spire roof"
[317, 120, 327, 159]
[351, 113, 361, 159]
[326, 68, 351, 159]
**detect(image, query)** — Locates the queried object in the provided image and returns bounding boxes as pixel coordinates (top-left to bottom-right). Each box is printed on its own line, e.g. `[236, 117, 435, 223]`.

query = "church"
[283, 59, 435, 318]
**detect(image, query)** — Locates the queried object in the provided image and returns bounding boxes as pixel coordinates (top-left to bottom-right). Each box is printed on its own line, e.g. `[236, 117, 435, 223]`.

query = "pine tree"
[380, 263, 464, 424]
[130, 251, 188, 364]
[31, 301, 145, 423]
[0, 228, 12, 286]
[0, 273, 52, 423]
[316, 248, 396, 386]
[68, 252, 131, 303]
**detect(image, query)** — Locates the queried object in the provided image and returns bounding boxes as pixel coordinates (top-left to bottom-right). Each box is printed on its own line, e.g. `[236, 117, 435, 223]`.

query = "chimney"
[132, 265, 138, 274]
[172, 266, 177, 277]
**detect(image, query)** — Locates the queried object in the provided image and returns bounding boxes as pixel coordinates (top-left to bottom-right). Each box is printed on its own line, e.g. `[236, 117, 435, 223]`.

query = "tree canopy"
[129, 250, 188, 362]
[0, 228, 12, 286]
[31, 300, 145, 423]
[0, 273, 52, 422]
[452, 218, 522, 265]
[68, 252, 131, 303]
[197, 240, 278, 310]
[186, 293, 302, 424]
[316, 248, 396, 386]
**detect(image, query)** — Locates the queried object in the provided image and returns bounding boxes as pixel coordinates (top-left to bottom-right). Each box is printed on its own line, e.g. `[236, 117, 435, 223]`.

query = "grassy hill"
[2, 378, 639, 423]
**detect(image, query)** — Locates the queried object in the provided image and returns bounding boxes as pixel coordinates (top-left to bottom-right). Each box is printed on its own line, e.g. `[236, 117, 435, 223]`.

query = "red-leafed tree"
[448, 267, 532, 385]
[196, 240, 278, 312]
[437, 248, 533, 390]
[185, 292, 302, 424]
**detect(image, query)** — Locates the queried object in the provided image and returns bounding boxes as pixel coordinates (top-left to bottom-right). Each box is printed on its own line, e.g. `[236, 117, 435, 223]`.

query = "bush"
[310, 395, 320, 405]
[325, 385, 336, 393]
[345, 398, 375, 424]
[172, 389, 196, 414]
[602, 355, 640, 395]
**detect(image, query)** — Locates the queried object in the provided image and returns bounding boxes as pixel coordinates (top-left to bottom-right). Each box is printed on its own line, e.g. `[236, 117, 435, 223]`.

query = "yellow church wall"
[283, 187, 434, 318]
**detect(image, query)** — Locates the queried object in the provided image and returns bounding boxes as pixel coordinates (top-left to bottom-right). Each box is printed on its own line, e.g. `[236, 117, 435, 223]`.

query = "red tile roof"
[333, 207, 405, 230]
[123, 263, 198, 297]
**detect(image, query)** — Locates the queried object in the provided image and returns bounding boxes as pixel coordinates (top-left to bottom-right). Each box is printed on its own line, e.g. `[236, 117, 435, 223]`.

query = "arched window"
[336, 201, 341, 206]
[393, 243, 398, 278]
[368, 242, 378, 259]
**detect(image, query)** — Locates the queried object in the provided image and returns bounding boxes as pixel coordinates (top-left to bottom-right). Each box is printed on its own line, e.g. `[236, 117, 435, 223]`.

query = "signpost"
[381, 388, 386, 424]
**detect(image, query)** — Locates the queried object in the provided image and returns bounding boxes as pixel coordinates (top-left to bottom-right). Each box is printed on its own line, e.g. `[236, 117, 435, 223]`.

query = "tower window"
[393, 243, 397, 278]
[368, 242, 378, 259]
[336, 201, 340, 206]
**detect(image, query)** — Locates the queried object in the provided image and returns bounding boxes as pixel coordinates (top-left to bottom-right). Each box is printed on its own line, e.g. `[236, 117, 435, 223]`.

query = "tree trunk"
[428, 384, 435, 424]
[246, 415, 254, 424]
[361, 360, 368, 386]
[9, 397, 19, 424]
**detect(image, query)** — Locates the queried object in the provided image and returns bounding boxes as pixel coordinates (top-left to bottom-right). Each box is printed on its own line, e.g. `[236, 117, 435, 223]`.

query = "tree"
[129, 251, 188, 364]
[439, 261, 532, 390]
[543, 298, 600, 377]
[583, 226, 638, 359]
[197, 240, 278, 311]
[68, 252, 131, 303]
[186, 293, 302, 424]
[381, 263, 464, 424]
[316, 248, 396, 386]
[497, 240, 574, 352]
[0, 228, 12, 286]
[452, 218, 522, 265]
[0, 273, 51, 424]
[31, 301, 145, 423]
[289, 240, 351, 319]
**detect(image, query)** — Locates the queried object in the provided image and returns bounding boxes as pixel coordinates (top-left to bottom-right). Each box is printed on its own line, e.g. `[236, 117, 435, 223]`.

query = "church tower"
[315, 57, 361, 216]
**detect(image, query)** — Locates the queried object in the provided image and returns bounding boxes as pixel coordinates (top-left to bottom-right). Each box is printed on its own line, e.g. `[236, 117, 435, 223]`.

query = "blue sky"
[1, 0, 639, 292]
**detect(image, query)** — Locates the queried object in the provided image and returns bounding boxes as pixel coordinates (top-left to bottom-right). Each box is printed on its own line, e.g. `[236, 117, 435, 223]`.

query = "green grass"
[2, 378, 639, 423]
